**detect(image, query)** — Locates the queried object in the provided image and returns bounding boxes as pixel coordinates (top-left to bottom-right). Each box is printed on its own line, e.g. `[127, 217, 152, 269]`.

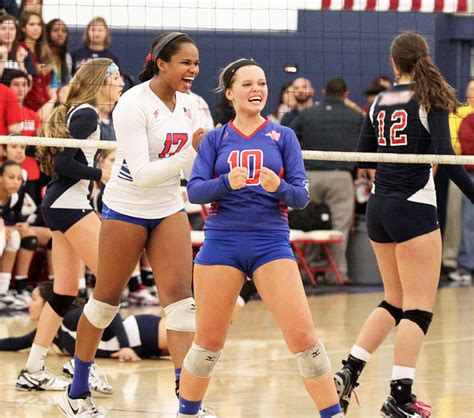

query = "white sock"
[26, 343, 49, 373]
[350, 345, 371, 362]
[392, 365, 415, 381]
[0, 272, 12, 294]
[78, 277, 86, 290]
[48, 275, 54, 281]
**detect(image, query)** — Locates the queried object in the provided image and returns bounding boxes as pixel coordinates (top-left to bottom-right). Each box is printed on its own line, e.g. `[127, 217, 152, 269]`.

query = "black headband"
[223, 59, 262, 89]
[151, 32, 187, 63]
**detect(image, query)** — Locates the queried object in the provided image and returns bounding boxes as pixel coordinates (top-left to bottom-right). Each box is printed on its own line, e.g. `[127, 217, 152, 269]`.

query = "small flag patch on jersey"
[265, 130, 281, 141]
[183, 107, 192, 120]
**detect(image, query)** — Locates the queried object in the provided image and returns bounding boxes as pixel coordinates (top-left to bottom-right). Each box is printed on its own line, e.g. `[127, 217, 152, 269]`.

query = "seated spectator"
[46, 18, 71, 89]
[6, 70, 42, 135]
[268, 80, 295, 123]
[71, 16, 119, 74]
[18, 11, 54, 111]
[0, 14, 34, 82]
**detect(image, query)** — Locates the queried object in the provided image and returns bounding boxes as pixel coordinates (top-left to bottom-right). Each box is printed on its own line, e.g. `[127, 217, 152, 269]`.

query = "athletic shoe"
[58, 386, 104, 417]
[62, 360, 112, 394]
[16, 368, 69, 391]
[176, 406, 218, 418]
[334, 365, 359, 413]
[380, 395, 431, 417]
[448, 270, 472, 283]
[127, 287, 159, 306]
[0, 290, 29, 311]
[146, 284, 158, 297]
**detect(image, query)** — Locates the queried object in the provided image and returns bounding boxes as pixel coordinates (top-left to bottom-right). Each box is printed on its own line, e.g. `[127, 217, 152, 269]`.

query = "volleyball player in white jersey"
[60, 33, 203, 417]
[15, 58, 124, 392]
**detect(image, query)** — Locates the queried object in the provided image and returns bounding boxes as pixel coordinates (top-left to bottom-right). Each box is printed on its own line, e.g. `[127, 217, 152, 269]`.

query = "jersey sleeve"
[105, 314, 130, 348]
[0, 329, 36, 351]
[357, 111, 378, 169]
[187, 129, 232, 204]
[429, 108, 474, 202]
[272, 129, 309, 209]
[53, 108, 102, 180]
[113, 95, 197, 188]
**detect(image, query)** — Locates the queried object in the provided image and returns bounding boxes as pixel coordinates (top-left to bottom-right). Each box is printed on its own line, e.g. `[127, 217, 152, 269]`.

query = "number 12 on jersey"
[227, 149, 263, 185]
[377, 110, 408, 146]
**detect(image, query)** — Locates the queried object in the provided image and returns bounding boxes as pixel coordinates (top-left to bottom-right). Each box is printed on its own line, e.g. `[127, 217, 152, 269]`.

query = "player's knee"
[295, 340, 332, 379]
[402, 309, 433, 335]
[183, 342, 222, 378]
[164, 297, 195, 332]
[49, 292, 76, 317]
[20, 235, 38, 251]
[83, 295, 120, 329]
[5, 229, 21, 252]
[378, 300, 403, 325]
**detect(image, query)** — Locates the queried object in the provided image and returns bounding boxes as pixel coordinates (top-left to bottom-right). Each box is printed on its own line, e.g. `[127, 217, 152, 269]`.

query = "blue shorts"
[41, 207, 93, 233]
[102, 204, 168, 231]
[366, 194, 439, 243]
[195, 229, 295, 279]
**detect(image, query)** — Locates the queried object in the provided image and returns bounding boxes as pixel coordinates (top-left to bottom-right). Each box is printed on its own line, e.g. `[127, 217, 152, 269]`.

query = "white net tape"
[2, 135, 474, 165]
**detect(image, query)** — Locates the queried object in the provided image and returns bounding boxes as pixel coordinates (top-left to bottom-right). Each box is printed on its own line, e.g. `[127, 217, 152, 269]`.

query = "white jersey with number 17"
[103, 81, 201, 219]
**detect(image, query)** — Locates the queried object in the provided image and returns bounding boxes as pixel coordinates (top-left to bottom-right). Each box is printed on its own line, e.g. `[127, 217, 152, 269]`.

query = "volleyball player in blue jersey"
[333, 33, 474, 418]
[15, 58, 123, 392]
[177, 59, 343, 418]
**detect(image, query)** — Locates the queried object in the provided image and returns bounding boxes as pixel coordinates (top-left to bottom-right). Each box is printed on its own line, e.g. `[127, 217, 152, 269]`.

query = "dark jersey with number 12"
[359, 83, 474, 204]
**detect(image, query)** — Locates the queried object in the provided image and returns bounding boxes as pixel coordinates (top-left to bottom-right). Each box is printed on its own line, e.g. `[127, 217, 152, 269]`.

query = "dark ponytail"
[139, 32, 196, 82]
[391, 32, 459, 113]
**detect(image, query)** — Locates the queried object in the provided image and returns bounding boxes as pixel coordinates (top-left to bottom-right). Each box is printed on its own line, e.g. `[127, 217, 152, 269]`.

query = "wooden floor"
[0, 286, 473, 417]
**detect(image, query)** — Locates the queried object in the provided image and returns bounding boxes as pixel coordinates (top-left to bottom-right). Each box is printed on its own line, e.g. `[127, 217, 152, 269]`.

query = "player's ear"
[225, 88, 233, 102]
[156, 58, 167, 73]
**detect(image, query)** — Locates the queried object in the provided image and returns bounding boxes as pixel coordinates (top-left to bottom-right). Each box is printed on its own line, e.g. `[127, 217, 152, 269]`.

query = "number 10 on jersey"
[227, 149, 263, 185]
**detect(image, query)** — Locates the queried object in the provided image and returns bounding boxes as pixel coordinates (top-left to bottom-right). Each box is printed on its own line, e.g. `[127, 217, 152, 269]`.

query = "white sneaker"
[62, 360, 113, 394]
[58, 387, 104, 417]
[16, 368, 69, 391]
[127, 287, 159, 306]
[1, 290, 28, 311]
[449, 270, 472, 282]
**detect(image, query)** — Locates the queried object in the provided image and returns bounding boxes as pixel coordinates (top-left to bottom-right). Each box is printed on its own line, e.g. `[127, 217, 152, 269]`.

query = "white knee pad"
[183, 342, 222, 378]
[5, 229, 21, 252]
[0, 227, 5, 256]
[83, 295, 120, 329]
[164, 297, 196, 332]
[296, 340, 331, 379]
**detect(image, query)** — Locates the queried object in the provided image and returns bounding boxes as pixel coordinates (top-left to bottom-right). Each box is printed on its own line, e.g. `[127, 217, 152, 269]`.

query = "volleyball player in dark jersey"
[333, 32, 474, 418]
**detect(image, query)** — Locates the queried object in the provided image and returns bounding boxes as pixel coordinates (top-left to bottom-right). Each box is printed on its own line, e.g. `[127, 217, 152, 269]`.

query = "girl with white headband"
[15, 58, 124, 393]
[61, 33, 204, 417]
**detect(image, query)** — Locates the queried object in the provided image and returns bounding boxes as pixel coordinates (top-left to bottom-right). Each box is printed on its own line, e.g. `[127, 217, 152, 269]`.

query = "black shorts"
[366, 194, 439, 243]
[41, 207, 93, 233]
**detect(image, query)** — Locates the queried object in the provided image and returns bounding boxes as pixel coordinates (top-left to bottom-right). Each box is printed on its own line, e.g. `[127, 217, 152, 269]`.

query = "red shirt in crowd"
[0, 83, 22, 135]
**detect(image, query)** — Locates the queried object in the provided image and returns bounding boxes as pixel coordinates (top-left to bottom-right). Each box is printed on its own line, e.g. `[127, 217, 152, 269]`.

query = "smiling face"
[99, 71, 124, 105]
[225, 65, 268, 116]
[157, 42, 199, 93]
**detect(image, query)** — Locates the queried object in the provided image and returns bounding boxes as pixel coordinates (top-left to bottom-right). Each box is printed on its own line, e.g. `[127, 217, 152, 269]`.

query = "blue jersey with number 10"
[188, 119, 309, 232]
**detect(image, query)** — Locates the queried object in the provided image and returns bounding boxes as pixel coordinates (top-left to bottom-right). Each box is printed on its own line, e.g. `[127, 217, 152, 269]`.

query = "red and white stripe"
[318, 0, 469, 13]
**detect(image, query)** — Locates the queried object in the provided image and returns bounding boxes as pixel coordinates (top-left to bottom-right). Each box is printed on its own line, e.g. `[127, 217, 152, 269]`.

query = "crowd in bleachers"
[0, 0, 472, 318]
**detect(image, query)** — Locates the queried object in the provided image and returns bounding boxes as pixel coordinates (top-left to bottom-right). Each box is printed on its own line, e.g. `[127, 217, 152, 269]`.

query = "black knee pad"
[49, 292, 76, 317]
[378, 300, 403, 325]
[46, 238, 53, 250]
[403, 309, 433, 335]
[20, 236, 38, 251]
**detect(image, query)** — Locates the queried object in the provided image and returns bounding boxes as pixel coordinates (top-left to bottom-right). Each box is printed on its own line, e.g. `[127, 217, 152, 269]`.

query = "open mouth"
[182, 77, 194, 88]
[249, 95, 262, 104]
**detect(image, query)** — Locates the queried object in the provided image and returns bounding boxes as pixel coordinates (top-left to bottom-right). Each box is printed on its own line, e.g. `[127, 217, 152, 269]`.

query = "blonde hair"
[83, 17, 111, 48]
[37, 58, 113, 175]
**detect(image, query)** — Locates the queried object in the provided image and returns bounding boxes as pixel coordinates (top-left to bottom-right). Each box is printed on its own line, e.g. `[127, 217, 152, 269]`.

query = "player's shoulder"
[264, 120, 297, 141]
